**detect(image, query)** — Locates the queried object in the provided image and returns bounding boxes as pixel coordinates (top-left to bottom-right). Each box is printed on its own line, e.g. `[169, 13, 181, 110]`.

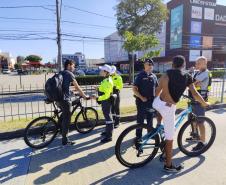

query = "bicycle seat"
[72, 98, 80, 106]
[44, 98, 53, 104]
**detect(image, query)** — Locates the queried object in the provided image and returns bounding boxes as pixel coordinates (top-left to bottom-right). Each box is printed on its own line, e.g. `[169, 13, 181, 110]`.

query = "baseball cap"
[144, 58, 154, 66]
[99, 64, 112, 73]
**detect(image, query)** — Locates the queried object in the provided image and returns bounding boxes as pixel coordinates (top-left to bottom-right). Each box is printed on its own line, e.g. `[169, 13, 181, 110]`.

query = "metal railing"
[0, 84, 98, 121]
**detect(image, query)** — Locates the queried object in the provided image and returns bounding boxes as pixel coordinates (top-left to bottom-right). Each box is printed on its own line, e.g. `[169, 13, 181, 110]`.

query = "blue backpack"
[45, 72, 64, 101]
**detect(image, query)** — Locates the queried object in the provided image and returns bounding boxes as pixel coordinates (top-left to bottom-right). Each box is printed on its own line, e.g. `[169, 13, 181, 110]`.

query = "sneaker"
[186, 132, 200, 142]
[62, 140, 75, 146]
[163, 164, 183, 173]
[100, 137, 112, 143]
[100, 132, 106, 136]
[192, 142, 205, 151]
[114, 124, 119, 128]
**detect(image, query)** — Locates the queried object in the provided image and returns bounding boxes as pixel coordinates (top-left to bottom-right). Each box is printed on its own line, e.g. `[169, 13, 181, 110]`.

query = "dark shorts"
[192, 103, 205, 117]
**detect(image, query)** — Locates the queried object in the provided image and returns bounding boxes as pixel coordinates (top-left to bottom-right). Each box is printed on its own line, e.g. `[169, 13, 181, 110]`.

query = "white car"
[2, 69, 11, 74]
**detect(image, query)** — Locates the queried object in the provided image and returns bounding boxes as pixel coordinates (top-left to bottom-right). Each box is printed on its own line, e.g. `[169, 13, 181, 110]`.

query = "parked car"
[17, 69, 28, 75]
[2, 69, 11, 74]
[73, 69, 86, 76]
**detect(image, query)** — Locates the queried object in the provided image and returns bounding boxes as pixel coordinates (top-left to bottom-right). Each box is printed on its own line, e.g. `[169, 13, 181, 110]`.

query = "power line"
[63, 5, 116, 20]
[0, 5, 55, 12]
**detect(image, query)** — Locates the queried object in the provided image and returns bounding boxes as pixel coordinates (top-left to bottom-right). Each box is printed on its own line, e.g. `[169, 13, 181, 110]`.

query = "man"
[153, 55, 209, 173]
[110, 65, 123, 128]
[133, 59, 158, 140]
[188, 56, 212, 151]
[60, 59, 88, 146]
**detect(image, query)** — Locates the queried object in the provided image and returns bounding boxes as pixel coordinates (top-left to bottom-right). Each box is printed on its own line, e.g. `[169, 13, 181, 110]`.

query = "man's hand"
[140, 96, 148, 102]
[201, 101, 210, 108]
[84, 95, 90, 100]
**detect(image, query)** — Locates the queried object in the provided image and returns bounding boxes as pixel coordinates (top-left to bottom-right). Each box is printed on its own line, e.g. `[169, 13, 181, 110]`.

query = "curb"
[0, 103, 225, 141]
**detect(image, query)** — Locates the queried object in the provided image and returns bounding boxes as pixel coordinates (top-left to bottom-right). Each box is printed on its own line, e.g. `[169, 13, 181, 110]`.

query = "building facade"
[0, 51, 16, 70]
[165, 0, 226, 68]
[62, 52, 86, 69]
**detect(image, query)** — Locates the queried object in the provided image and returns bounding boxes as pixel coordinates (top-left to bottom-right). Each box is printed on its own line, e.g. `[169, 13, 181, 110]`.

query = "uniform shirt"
[167, 69, 193, 103]
[194, 69, 209, 91]
[134, 71, 158, 100]
[98, 76, 113, 101]
[62, 70, 75, 101]
[112, 74, 123, 91]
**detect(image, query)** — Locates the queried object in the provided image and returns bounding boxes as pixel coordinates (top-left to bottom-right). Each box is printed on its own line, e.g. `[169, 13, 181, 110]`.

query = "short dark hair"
[173, 55, 185, 68]
[64, 59, 74, 69]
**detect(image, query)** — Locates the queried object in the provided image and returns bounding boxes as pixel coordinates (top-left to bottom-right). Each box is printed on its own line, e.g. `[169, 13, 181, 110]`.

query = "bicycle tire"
[177, 116, 216, 156]
[24, 116, 58, 149]
[115, 124, 160, 168]
[74, 107, 98, 134]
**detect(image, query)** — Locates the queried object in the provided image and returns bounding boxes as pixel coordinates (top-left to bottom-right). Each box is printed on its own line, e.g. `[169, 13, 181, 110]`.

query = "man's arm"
[188, 83, 209, 107]
[132, 86, 147, 102]
[155, 75, 166, 96]
[72, 80, 87, 99]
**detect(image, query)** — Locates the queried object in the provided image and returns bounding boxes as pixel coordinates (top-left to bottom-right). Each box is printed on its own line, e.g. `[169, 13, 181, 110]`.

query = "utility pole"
[56, 0, 62, 72]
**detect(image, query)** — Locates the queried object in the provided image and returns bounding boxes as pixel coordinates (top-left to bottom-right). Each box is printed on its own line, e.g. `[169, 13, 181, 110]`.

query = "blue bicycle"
[115, 95, 216, 168]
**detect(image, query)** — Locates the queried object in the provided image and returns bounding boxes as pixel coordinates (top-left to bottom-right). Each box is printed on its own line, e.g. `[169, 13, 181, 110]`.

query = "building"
[104, 23, 166, 64]
[86, 58, 105, 68]
[164, 0, 226, 68]
[0, 51, 16, 70]
[62, 52, 86, 69]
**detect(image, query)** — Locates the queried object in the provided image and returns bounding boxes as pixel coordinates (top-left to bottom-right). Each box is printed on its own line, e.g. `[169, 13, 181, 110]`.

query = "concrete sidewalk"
[1, 109, 226, 185]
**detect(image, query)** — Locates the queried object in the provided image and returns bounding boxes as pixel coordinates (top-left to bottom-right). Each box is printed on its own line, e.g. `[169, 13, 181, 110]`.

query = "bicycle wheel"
[74, 107, 98, 134]
[24, 116, 58, 149]
[115, 124, 160, 168]
[177, 116, 216, 157]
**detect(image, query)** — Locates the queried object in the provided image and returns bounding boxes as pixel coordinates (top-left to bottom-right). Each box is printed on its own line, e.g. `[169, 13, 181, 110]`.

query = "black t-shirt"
[167, 69, 193, 103]
[62, 70, 75, 101]
[134, 71, 159, 100]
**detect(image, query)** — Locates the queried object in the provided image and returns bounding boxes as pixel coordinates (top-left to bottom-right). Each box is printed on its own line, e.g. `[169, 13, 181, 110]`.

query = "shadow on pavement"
[209, 108, 226, 115]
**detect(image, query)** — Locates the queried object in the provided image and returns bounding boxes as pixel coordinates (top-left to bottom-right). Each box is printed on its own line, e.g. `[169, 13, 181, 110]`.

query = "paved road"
[1, 109, 226, 185]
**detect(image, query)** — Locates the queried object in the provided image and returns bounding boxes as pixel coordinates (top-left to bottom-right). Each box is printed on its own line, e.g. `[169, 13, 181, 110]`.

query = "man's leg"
[61, 101, 72, 145]
[136, 100, 145, 139]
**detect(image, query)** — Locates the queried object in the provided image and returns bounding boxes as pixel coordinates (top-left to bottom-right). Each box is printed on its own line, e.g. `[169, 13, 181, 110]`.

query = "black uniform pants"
[111, 91, 120, 125]
[101, 99, 113, 138]
[136, 98, 154, 138]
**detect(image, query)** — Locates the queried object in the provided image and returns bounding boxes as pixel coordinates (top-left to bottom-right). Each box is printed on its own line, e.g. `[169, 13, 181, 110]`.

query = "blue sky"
[0, 0, 226, 62]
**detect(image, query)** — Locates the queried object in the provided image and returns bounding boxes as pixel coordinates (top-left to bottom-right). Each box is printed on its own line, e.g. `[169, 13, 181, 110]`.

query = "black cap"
[144, 58, 154, 66]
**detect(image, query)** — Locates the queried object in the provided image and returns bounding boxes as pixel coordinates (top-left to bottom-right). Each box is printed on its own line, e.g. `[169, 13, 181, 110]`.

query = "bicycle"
[24, 96, 98, 149]
[115, 95, 216, 168]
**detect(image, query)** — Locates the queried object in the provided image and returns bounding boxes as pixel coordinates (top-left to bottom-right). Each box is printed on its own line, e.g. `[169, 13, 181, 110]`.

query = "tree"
[116, 0, 168, 83]
[116, 0, 168, 36]
[25, 55, 42, 62]
[123, 31, 160, 82]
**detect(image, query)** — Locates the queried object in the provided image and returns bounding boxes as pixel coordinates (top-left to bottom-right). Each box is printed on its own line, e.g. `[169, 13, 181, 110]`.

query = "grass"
[0, 97, 225, 132]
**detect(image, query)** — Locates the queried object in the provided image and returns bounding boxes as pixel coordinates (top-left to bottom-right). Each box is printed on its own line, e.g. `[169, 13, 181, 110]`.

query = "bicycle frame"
[141, 104, 193, 147]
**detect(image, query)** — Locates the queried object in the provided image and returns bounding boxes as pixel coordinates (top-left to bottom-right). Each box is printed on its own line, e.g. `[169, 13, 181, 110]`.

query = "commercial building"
[62, 52, 86, 69]
[0, 51, 16, 70]
[165, 0, 226, 68]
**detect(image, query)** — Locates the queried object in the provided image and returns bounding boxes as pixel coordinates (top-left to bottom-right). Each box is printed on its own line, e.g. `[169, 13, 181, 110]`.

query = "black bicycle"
[115, 95, 216, 168]
[24, 96, 98, 149]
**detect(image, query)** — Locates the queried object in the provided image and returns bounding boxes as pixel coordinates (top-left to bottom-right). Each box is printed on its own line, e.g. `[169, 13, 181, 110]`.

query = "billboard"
[189, 50, 201, 62]
[204, 8, 215, 20]
[190, 36, 201, 48]
[170, 5, 183, 49]
[191, 21, 202, 33]
[192, 6, 203, 19]
[203, 36, 213, 48]
[202, 50, 212, 61]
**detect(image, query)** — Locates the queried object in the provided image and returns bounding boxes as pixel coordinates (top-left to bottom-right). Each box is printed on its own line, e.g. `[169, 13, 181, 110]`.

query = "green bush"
[211, 70, 225, 78]
[76, 73, 162, 85]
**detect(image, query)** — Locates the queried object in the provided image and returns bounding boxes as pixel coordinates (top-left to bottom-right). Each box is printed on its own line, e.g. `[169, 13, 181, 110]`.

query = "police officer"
[133, 59, 158, 140]
[92, 64, 114, 143]
[110, 65, 123, 128]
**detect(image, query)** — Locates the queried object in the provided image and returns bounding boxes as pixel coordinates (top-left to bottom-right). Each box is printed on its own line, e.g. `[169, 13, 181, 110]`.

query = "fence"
[0, 78, 225, 122]
[0, 84, 98, 122]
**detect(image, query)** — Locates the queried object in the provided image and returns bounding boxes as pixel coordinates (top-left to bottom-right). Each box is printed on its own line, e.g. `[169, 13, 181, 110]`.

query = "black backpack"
[45, 72, 64, 101]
